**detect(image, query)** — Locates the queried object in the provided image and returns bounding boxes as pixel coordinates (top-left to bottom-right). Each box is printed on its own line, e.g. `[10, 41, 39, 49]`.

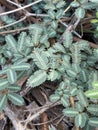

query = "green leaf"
[40, 35, 48, 44]
[13, 58, 28, 65]
[0, 69, 7, 76]
[80, 0, 88, 3]
[7, 93, 24, 106]
[61, 97, 69, 107]
[56, 1, 65, 8]
[78, 40, 89, 51]
[70, 1, 80, 7]
[48, 29, 56, 38]
[75, 7, 85, 18]
[48, 70, 59, 81]
[62, 55, 70, 69]
[59, 81, 66, 90]
[57, 65, 65, 73]
[77, 90, 88, 107]
[12, 63, 30, 71]
[96, 12, 98, 18]
[18, 32, 26, 52]
[25, 47, 32, 56]
[92, 81, 98, 88]
[51, 21, 58, 29]
[91, 19, 98, 23]
[29, 24, 42, 46]
[50, 94, 60, 102]
[63, 31, 73, 48]
[89, 0, 98, 3]
[75, 102, 84, 112]
[5, 34, 17, 52]
[87, 104, 98, 116]
[49, 58, 59, 69]
[7, 69, 17, 84]
[0, 79, 9, 91]
[7, 85, 21, 92]
[72, 64, 80, 73]
[1, 52, 9, 59]
[93, 49, 98, 58]
[0, 95, 7, 112]
[53, 42, 65, 53]
[56, 10, 63, 19]
[27, 70, 47, 87]
[32, 49, 48, 70]
[45, 3, 55, 10]
[48, 10, 55, 19]
[66, 69, 77, 78]
[83, 123, 94, 130]
[70, 87, 78, 96]
[88, 117, 98, 127]
[91, 71, 98, 82]
[13, 53, 23, 59]
[75, 113, 87, 128]
[71, 43, 81, 65]
[85, 89, 98, 99]
[63, 108, 79, 117]
[82, 2, 97, 9]
[0, 56, 6, 65]
[25, 36, 33, 47]
[79, 69, 88, 82]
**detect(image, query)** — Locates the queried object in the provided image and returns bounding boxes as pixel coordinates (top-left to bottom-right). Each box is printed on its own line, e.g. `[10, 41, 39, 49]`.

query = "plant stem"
[0, 0, 42, 16]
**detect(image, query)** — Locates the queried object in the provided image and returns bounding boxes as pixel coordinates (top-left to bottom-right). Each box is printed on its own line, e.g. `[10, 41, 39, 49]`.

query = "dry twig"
[0, 16, 26, 29]
[0, 0, 42, 16]
[4, 106, 24, 130]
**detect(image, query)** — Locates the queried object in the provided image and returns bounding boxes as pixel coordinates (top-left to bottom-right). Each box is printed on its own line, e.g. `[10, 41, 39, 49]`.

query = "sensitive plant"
[0, 0, 98, 129]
